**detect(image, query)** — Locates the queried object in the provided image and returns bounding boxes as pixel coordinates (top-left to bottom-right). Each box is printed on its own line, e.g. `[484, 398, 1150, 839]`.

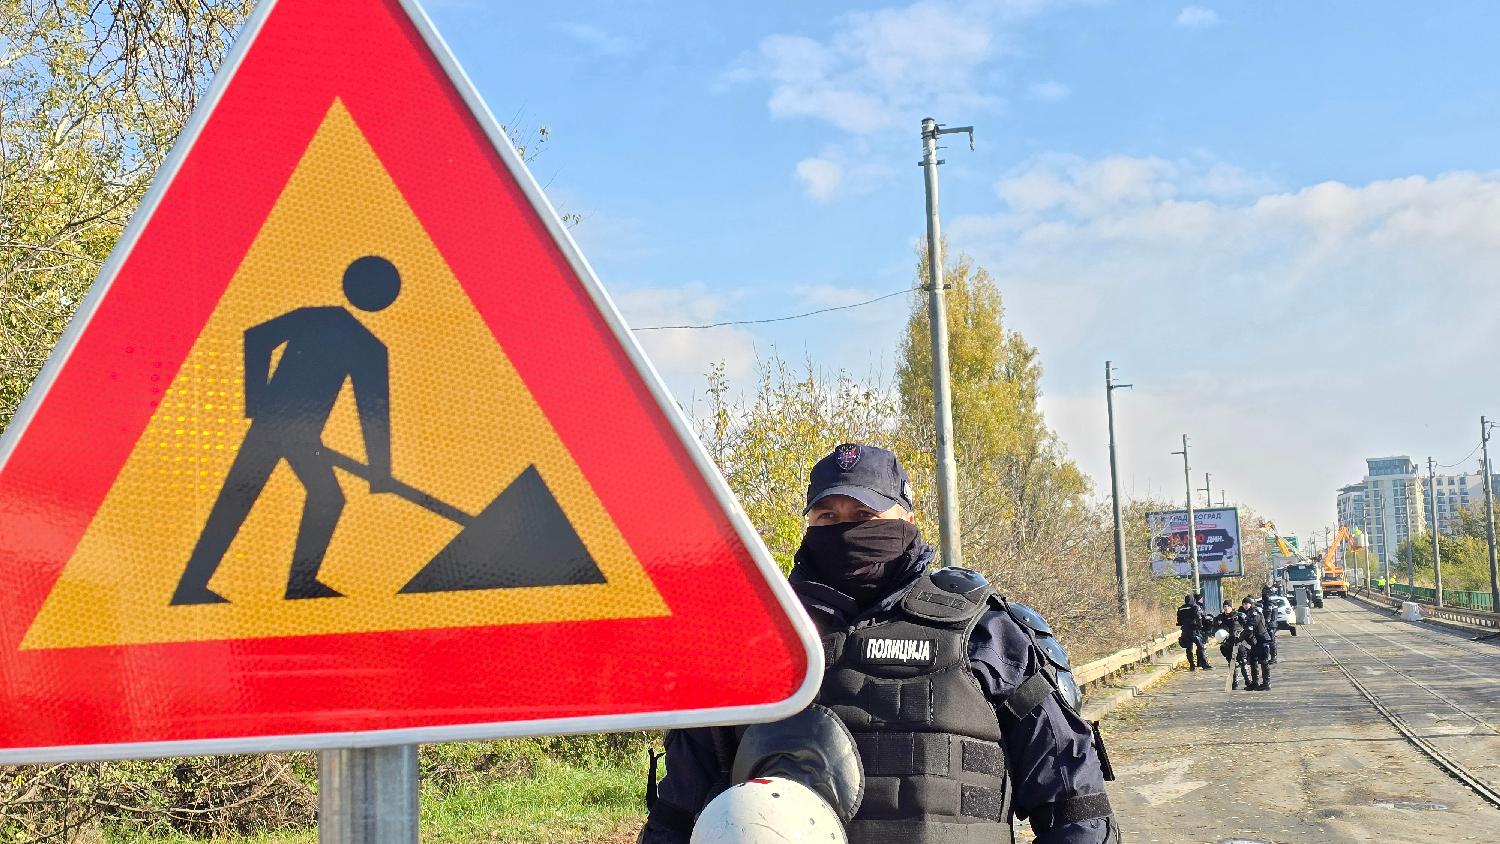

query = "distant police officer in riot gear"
[1238, 596, 1272, 691]
[1176, 595, 1211, 670]
[1213, 600, 1242, 678]
[1259, 586, 1280, 665]
[639, 444, 1120, 844]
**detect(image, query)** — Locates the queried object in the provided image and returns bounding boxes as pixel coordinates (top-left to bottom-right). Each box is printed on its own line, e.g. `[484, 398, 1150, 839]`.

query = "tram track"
[1320, 622, 1499, 722]
[1309, 611, 1500, 810]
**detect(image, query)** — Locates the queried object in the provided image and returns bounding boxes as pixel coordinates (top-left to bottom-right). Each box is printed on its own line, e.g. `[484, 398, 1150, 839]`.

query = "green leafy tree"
[1396, 506, 1496, 592]
[1, 0, 257, 429]
[697, 354, 910, 572]
[895, 246, 1094, 602]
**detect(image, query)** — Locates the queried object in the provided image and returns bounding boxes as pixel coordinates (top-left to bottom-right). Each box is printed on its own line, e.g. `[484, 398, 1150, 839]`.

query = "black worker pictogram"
[170, 256, 607, 607]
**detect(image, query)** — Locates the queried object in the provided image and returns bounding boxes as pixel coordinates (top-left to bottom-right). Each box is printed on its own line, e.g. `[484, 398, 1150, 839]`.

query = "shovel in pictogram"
[326, 448, 608, 593]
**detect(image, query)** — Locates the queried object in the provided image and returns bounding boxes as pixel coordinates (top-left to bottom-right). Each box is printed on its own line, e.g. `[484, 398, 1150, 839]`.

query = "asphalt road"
[1102, 597, 1500, 843]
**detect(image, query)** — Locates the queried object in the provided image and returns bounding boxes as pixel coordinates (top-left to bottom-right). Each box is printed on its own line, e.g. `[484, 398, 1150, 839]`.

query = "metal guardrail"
[1350, 587, 1500, 630]
[1074, 633, 1181, 690]
[1388, 582, 1494, 612]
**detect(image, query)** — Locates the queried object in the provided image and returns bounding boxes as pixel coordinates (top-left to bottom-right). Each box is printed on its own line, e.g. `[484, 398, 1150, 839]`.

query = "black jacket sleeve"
[636, 727, 729, 844]
[968, 610, 1118, 844]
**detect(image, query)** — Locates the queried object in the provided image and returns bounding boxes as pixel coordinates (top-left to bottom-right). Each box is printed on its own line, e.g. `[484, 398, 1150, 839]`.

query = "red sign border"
[0, 0, 820, 763]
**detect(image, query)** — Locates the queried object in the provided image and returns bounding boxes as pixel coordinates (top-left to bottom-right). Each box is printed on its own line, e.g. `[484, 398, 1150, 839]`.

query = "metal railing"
[1351, 587, 1500, 630]
[1388, 583, 1494, 612]
[1074, 633, 1180, 691]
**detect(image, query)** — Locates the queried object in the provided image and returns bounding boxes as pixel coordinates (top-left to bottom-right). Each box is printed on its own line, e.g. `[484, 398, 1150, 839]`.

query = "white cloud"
[557, 22, 639, 57]
[1176, 5, 1219, 28]
[614, 284, 758, 400]
[992, 153, 1273, 220]
[731, 0, 1047, 135]
[1028, 80, 1072, 101]
[796, 157, 844, 202]
[949, 153, 1500, 534]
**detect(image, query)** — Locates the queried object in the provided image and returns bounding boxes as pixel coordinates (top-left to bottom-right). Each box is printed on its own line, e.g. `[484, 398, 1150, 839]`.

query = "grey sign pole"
[920, 117, 973, 568]
[320, 746, 419, 844]
[1428, 456, 1443, 606]
[1483, 417, 1500, 613]
[1172, 435, 1200, 596]
[1105, 362, 1131, 623]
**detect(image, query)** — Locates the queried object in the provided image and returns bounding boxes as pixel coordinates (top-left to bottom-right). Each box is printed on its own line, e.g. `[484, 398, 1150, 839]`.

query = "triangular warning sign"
[0, 0, 817, 762]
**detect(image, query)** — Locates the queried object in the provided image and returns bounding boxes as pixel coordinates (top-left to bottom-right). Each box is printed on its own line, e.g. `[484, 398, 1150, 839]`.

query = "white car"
[1267, 595, 1297, 636]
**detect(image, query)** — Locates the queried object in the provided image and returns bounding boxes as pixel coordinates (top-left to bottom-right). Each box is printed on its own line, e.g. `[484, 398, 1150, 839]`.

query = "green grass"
[95, 752, 649, 844]
[421, 756, 647, 843]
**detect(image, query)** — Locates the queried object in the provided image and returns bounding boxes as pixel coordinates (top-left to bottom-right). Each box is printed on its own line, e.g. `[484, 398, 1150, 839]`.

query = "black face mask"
[795, 519, 921, 607]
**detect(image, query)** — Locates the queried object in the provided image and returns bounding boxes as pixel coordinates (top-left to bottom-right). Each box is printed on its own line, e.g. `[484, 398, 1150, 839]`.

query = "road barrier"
[1074, 633, 1181, 692]
[1350, 587, 1500, 630]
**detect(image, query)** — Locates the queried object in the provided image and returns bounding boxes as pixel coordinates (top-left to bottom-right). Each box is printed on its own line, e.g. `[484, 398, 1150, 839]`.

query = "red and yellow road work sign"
[0, 0, 818, 762]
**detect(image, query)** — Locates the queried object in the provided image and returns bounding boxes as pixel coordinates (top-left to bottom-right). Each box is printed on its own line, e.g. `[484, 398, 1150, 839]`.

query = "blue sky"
[421, 0, 1500, 543]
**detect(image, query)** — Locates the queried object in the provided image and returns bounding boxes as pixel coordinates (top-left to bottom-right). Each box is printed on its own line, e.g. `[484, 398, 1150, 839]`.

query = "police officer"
[1212, 600, 1241, 677]
[1176, 595, 1211, 670]
[639, 444, 1120, 844]
[1259, 586, 1279, 665]
[1238, 596, 1271, 691]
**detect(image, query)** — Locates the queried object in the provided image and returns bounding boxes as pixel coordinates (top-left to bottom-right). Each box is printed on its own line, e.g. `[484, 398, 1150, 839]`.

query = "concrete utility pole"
[1484, 417, 1500, 613]
[1219, 491, 1226, 507]
[1105, 362, 1132, 623]
[1428, 456, 1443, 606]
[1172, 435, 1200, 596]
[1200, 473, 1212, 508]
[920, 117, 973, 568]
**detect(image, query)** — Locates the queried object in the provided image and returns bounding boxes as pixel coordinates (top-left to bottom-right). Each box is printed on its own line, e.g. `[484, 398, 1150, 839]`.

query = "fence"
[1388, 583, 1494, 612]
[1074, 633, 1180, 694]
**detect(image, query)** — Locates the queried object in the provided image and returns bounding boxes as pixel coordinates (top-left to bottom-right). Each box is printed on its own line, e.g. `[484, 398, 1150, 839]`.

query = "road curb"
[1080, 655, 1186, 722]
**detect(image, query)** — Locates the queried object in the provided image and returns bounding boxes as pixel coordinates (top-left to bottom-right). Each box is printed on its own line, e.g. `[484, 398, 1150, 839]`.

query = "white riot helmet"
[1213, 628, 1230, 644]
[690, 776, 846, 844]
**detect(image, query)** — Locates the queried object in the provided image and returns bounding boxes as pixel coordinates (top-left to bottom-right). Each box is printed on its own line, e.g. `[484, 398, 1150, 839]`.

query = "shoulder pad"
[1005, 602, 1053, 636]
[929, 566, 989, 595]
[1037, 635, 1071, 671]
[1056, 669, 1082, 712]
[901, 570, 992, 623]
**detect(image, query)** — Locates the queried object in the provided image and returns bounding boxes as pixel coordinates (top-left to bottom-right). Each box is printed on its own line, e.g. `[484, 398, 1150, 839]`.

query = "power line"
[630, 288, 913, 331]
[1438, 443, 1482, 469]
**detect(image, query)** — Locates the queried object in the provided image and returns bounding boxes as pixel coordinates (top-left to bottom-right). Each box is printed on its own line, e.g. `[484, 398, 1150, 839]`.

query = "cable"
[1437, 444, 1482, 470]
[630, 288, 913, 331]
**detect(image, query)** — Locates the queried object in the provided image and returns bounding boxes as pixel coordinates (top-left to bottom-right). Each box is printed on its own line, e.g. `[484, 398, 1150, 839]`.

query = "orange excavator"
[1319, 526, 1360, 598]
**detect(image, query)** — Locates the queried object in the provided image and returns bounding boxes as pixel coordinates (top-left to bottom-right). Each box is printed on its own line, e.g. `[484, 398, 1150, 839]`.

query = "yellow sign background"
[24, 100, 667, 650]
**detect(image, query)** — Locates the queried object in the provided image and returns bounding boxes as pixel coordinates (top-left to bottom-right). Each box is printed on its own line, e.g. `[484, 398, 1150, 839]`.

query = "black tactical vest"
[812, 571, 1011, 844]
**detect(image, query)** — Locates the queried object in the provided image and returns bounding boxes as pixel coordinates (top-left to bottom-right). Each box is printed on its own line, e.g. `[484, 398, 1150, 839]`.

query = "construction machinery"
[1263, 520, 1324, 607]
[1318, 526, 1361, 598]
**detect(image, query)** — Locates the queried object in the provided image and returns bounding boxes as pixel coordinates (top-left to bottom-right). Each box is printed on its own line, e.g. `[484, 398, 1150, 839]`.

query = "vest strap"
[1028, 792, 1113, 832]
[996, 671, 1052, 727]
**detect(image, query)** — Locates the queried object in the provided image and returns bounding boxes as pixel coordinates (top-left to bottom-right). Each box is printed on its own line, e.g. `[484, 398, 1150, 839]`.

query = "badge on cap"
[835, 443, 861, 471]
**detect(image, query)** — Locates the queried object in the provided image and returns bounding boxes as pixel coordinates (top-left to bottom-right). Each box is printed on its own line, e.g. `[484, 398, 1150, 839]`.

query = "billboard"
[1147, 507, 1243, 577]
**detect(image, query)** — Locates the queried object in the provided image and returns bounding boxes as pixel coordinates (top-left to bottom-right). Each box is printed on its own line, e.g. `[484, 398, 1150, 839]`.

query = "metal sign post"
[319, 746, 420, 844]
